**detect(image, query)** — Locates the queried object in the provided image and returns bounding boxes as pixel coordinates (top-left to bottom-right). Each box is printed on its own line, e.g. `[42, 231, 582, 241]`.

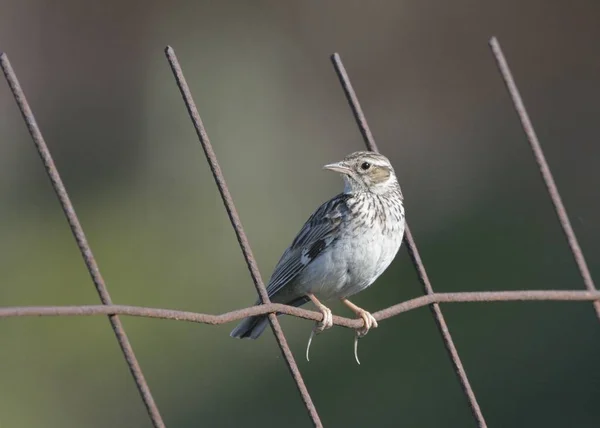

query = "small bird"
[230, 151, 405, 364]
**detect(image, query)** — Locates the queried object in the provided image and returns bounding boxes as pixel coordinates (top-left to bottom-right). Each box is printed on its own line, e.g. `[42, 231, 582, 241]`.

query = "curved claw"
[354, 333, 361, 365]
[306, 300, 334, 362]
[351, 308, 378, 365]
[306, 329, 315, 362]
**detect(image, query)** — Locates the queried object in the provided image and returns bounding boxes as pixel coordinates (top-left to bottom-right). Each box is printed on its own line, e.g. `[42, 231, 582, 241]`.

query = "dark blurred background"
[1, 1, 599, 427]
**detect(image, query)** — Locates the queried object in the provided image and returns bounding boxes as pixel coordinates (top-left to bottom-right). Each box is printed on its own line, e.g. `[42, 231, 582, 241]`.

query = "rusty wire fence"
[1, 37, 599, 428]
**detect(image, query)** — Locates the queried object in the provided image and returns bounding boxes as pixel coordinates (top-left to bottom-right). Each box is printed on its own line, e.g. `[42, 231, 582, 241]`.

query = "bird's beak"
[323, 161, 352, 175]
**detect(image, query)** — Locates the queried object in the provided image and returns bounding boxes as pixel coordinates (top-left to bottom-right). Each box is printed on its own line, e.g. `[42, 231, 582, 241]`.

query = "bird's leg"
[341, 299, 378, 365]
[308, 294, 334, 331]
[305, 294, 333, 362]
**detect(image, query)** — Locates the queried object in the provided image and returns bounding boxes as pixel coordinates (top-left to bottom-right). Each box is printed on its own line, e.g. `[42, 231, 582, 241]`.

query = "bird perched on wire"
[230, 151, 405, 364]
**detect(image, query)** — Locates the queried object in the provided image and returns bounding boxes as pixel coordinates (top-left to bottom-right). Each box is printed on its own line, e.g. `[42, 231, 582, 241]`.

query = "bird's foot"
[355, 309, 378, 338]
[315, 304, 334, 333]
[306, 297, 333, 362]
[342, 299, 378, 365]
[352, 310, 378, 365]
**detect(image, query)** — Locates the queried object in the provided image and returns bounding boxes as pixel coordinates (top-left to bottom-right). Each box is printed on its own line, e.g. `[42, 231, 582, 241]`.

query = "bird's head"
[323, 151, 401, 197]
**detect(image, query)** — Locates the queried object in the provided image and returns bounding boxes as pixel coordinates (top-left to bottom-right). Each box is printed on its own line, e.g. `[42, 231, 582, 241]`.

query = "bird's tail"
[230, 315, 270, 339]
[230, 296, 309, 339]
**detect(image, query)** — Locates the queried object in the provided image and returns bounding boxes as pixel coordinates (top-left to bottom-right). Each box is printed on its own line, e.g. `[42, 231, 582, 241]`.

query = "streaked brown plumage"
[230, 151, 405, 364]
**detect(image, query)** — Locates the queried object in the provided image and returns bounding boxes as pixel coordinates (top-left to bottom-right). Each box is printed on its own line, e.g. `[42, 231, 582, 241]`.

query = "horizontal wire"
[2, 290, 599, 327]
[2, 38, 596, 428]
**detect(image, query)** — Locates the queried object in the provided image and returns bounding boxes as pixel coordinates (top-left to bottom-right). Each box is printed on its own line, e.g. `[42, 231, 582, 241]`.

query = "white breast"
[294, 191, 405, 301]
[340, 220, 404, 297]
[299, 218, 405, 301]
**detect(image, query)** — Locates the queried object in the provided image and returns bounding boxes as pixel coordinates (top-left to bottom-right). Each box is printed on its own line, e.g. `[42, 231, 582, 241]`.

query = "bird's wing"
[264, 193, 350, 299]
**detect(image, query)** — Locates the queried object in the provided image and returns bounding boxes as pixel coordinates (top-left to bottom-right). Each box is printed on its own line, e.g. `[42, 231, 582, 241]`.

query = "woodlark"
[231, 151, 405, 363]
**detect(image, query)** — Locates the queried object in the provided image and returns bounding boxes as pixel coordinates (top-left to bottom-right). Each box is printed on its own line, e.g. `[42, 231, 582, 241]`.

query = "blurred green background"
[1, 1, 599, 427]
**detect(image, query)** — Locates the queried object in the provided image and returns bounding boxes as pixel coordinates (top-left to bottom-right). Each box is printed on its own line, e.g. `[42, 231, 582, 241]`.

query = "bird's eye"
[360, 162, 371, 170]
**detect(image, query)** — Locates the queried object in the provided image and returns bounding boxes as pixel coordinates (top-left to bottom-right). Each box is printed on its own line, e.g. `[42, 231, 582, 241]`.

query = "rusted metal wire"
[489, 37, 600, 319]
[330, 53, 488, 428]
[164, 46, 323, 428]
[0, 53, 166, 428]
[2, 289, 599, 325]
[1, 37, 596, 428]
